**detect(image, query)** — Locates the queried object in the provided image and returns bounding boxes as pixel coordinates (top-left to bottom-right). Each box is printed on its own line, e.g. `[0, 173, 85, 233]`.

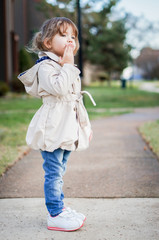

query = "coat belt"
[75, 91, 96, 128]
[42, 91, 96, 128]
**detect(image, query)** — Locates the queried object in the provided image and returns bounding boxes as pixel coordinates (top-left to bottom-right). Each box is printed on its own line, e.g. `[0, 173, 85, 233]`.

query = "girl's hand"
[58, 44, 74, 66]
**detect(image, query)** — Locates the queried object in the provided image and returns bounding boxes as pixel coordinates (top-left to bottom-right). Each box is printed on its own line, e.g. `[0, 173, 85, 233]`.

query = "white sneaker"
[47, 211, 84, 231]
[65, 207, 86, 222]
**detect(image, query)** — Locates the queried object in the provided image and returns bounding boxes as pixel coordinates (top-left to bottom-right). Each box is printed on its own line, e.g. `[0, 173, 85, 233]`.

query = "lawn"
[139, 120, 159, 158]
[84, 85, 159, 108]
[0, 94, 42, 175]
[0, 85, 159, 175]
[84, 85, 159, 119]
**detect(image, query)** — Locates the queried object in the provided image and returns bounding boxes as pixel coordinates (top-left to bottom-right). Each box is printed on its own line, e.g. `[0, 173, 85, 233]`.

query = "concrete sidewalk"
[1, 198, 159, 240]
[139, 82, 159, 93]
[1, 107, 159, 239]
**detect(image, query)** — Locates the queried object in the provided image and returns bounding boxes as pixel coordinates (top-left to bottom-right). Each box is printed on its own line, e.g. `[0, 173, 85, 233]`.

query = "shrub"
[0, 82, 10, 97]
[12, 74, 25, 93]
[19, 47, 34, 72]
[97, 72, 109, 82]
[12, 47, 35, 93]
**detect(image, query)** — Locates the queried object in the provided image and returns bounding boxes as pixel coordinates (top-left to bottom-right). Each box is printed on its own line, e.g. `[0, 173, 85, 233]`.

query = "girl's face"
[45, 25, 76, 57]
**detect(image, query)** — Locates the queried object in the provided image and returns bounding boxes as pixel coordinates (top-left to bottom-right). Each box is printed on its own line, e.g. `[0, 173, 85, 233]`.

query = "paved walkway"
[0, 107, 159, 239]
[139, 82, 159, 93]
[1, 198, 159, 240]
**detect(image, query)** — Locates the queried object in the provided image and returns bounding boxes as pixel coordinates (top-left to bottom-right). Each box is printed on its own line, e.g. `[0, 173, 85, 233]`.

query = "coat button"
[74, 107, 76, 111]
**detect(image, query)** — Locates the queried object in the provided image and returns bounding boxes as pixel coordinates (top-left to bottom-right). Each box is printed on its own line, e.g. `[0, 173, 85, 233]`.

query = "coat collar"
[38, 51, 78, 68]
[38, 51, 59, 63]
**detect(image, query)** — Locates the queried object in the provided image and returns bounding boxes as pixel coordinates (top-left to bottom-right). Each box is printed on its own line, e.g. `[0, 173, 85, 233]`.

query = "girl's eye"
[62, 34, 66, 37]
[72, 36, 75, 39]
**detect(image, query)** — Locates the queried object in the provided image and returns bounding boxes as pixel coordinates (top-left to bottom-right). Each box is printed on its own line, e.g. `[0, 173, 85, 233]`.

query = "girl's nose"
[68, 38, 73, 43]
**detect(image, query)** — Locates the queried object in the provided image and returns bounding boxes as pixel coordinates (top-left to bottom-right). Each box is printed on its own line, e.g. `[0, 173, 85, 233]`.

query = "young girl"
[18, 17, 96, 232]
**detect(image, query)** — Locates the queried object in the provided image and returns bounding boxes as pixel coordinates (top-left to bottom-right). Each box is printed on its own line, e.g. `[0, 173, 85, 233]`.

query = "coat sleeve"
[38, 62, 80, 96]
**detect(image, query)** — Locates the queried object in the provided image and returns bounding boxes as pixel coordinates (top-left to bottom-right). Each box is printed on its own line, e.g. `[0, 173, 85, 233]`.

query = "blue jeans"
[40, 148, 71, 217]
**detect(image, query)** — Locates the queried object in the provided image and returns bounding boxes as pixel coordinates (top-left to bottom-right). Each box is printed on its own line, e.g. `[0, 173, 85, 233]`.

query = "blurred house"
[1, 0, 48, 85]
[134, 47, 159, 80]
[121, 47, 159, 81]
[14, 0, 47, 49]
[1, 0, 16, 85]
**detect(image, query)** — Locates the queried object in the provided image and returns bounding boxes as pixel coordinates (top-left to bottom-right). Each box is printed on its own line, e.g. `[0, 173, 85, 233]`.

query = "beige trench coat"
[18, 51, 96, 152]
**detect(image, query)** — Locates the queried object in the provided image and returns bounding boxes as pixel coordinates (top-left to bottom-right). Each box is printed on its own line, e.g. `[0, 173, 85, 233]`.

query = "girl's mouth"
[65, 43, 74, 48]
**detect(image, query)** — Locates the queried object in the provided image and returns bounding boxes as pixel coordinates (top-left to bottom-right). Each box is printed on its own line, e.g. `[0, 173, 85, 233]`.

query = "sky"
[115, 0, 159, 57]
[116, 0, 159, 22]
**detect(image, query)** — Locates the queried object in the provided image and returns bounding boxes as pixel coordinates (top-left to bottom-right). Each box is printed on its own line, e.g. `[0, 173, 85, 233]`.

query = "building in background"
[0, 0, 17, 86]
[1, 0, 48, 86]
[121, 47, 159, 81]
[135, 47, 159, 80]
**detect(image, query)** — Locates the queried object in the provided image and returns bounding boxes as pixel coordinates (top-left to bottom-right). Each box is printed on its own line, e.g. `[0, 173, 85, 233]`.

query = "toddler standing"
[18, 17, 96, 232]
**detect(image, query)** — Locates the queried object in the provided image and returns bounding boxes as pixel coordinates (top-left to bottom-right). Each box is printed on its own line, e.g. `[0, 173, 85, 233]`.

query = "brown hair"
[28, 17, 79, 55]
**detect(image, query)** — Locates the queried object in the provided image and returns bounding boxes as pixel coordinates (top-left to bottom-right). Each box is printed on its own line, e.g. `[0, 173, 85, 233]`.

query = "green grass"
[84, 86, 159, 108]
[0, 94, 41, 111]
[87, 108, 131, 120]
[0, 94, 42, 175]
[0, 125, 29, 175]
[139, 120, 159, 158]
[0, 84, 159, 175]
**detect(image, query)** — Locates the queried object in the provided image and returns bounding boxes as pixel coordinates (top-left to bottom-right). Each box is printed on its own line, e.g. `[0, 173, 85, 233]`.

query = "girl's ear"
[43, 38, 52, 50]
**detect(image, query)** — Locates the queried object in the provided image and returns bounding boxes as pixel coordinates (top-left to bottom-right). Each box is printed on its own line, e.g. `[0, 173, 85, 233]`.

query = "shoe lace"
[60, 209, 76, 218]
[65, 207, 77, 214]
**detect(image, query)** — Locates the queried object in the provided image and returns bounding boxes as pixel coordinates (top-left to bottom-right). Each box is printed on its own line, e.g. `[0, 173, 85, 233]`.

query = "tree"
[37, 0, 77, 20]
[81, 0, 131, 80]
